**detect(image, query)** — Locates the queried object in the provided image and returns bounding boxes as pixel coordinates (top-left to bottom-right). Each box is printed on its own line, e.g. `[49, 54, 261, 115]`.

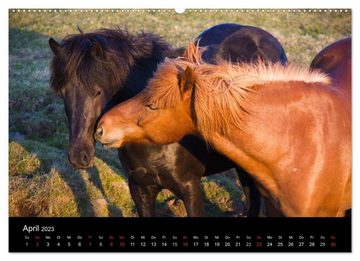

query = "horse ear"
[91, 42, 104, 59]
[179, 66, 195, 96]
[49, 38, 61, 55]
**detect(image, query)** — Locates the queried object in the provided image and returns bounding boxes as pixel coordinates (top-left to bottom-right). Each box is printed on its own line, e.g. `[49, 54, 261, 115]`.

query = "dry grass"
[8, 9, 351, 217]
[9, 141, 138, 217]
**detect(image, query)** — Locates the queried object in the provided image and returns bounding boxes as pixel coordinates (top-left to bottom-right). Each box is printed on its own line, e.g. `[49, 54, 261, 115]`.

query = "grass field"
[9, 9, 351, 217]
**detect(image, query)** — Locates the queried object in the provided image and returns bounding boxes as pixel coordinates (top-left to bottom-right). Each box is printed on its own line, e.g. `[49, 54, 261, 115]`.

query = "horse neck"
[200, 80, 327, 153]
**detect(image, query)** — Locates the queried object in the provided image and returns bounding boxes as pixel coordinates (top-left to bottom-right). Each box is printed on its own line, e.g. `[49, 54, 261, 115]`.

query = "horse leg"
[345, 209, 351, 217]
[235, 167, 261, 217]
[176, 178, 205, 217]
[263, 199, 284, 217]
[128, 178, 161, 217]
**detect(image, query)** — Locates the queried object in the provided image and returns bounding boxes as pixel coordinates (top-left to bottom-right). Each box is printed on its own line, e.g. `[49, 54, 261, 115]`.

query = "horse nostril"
[81, 152, 88, 164]
[76, 151, 91, 167]
[95, 127, 103, 138]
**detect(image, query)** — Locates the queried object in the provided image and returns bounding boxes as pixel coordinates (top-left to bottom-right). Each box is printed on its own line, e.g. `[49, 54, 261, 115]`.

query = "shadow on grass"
[11, 138, 98, 217]
[88, 167, 123, 217]
[9, 27, 53, 56]
[59, 170, 96, 217]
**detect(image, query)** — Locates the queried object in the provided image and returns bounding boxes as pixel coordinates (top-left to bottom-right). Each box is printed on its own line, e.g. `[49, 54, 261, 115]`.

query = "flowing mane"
[50, 28, 174, 94]
[144, 43, 331, 137]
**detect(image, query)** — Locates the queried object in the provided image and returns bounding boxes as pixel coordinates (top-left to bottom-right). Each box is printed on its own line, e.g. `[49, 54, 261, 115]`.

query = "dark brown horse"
[310, 38, 352, 217]
[96, 42, 351, 217]
[49, 24, 287, 216]
[311, 37, 351, 97]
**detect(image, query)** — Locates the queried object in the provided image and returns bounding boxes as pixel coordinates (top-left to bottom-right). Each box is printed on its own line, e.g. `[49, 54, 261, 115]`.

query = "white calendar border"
[1, 0, 359, 259]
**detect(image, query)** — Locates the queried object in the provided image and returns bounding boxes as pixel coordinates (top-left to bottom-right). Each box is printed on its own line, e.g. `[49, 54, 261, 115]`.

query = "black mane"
[50, 28, 181, 95]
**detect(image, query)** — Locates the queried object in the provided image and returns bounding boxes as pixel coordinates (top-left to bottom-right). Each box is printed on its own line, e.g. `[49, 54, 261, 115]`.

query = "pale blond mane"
[144, 43, 331, 138]
[142, 42, 204, 108]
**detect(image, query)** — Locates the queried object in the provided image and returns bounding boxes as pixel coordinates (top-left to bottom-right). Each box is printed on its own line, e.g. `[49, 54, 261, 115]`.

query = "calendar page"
[8, 8, 351, 252]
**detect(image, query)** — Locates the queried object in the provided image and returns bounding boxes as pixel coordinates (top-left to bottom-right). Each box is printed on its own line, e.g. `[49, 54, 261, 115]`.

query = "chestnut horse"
[95, 42, 351, 217]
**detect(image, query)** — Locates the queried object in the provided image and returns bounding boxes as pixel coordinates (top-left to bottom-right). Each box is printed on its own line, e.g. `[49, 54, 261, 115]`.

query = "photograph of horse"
[49, 24, 286, 217]
[95, 40, 351, 217]
[9, 9, 351, 217]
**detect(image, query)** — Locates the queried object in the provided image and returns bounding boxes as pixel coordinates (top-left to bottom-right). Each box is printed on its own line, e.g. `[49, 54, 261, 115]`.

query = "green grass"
[9, 9, 351, 217]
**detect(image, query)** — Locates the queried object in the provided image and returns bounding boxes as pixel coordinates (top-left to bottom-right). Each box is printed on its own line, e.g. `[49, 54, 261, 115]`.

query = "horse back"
[197, 23, 287, 65]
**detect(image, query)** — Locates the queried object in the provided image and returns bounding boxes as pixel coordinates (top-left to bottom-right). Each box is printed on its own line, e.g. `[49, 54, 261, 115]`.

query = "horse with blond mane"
[95, 41, 351, 217]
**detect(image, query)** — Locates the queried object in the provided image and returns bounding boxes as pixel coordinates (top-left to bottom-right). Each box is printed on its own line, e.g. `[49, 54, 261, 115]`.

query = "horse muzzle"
[67, 145, 94, 169]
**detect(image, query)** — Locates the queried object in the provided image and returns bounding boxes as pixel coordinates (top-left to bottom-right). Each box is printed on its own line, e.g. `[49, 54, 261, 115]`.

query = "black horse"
[49, 23, 287, 217]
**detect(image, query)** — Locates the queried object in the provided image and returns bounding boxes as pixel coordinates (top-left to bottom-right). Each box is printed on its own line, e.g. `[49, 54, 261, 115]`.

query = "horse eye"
[146, 104, 158, 110]
[95, 90, 102, 97]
